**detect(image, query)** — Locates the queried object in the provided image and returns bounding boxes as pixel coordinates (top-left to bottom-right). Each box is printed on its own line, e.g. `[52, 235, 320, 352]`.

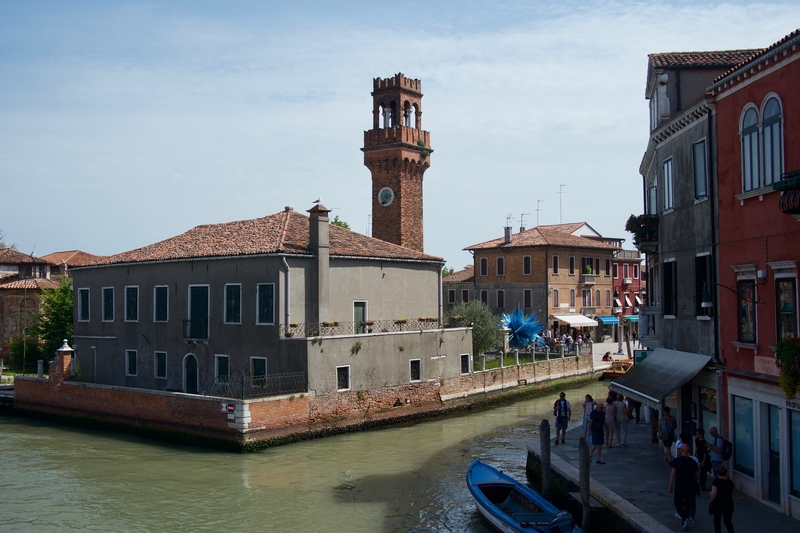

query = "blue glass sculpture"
[502, 308, 544, 349]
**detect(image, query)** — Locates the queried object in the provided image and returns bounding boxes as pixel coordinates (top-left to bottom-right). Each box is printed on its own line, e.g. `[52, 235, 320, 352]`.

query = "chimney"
[504, 227, 512, 244]
[307, 204, 331, 324]
[59, 260, 67, 277]
[519, 225, 526, 233]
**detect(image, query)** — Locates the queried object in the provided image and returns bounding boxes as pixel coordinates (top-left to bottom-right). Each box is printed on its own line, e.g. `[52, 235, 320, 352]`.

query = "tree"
[445, 300, 502, 356]
[331, 215, 350, 229]
[0, 228, 15, 250]
[31, 278, 73, 359]
[442, 266, 454, 277]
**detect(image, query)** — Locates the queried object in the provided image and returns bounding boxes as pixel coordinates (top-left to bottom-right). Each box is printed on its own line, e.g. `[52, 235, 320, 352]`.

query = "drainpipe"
[282, 256, 291, 326]
[438, 263, 443, 321]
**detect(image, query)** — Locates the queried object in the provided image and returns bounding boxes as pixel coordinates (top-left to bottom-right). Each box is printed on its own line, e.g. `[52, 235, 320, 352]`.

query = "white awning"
[609, 348, 712, 410]
[635, 294, 643, 306]
[551, 313, 598, 327]
[624, 294, 632, 307]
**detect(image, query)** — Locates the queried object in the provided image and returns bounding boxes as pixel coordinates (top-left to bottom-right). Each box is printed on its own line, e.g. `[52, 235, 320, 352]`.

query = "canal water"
[0, 381, 609, 532]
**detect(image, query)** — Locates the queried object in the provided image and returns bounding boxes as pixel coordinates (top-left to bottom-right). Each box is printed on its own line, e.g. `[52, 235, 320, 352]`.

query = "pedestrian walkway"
[538, 415, 798, 532]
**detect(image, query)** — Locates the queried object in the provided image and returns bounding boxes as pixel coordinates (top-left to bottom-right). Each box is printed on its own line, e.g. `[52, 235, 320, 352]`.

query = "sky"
[1, 1, 799, 269]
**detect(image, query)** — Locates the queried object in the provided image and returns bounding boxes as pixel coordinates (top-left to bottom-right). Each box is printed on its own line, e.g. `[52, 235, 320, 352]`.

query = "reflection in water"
[0, 382, 609, 532]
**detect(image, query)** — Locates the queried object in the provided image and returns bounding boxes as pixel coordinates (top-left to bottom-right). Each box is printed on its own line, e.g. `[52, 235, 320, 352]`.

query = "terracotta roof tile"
[0, 248, 54, 265]
[86, 209, 442, 267]
[464, 226, 619, 251]
[444, 265, 474, 284]
[649, 50, 761, 68]
[0, 278, 63, 290]
[41, 250, 108, 266]
[713, 29, 800, 85]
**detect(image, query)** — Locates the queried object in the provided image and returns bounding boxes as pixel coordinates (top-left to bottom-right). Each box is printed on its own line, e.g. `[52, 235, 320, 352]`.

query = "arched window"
[763, 97, 783, 186]
[569, 256, 575, 275]
[552, 289, 559, 308]
[403, 101, 412, 127]
[552, 255, 559, 274]
[380, 104, 388, 128]
[742, 107, 760, 191]
[389, 101, 397, 127]
[569, 289, 576, 307]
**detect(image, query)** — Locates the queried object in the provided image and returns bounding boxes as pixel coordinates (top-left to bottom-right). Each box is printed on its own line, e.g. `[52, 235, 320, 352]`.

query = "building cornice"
[639, 102, 709, 175]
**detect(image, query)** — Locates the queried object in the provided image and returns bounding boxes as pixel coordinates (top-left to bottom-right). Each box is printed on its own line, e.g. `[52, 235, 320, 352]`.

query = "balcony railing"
[625, 214, 659, 253]
[280, 317, 446, 338]
[775, 169, 800, 215]
[581, 274, 596, 285]
[183, 319, 208, 340]
[210, 372, 307, 400]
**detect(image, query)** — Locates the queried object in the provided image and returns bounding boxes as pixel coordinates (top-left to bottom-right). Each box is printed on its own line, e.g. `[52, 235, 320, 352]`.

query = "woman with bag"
[709, 465, 735, 533]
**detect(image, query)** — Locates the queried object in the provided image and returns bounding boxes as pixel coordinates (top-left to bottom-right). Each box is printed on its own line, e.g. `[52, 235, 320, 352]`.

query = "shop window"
[790, 409, 800, 497]
[733, 395, 755, 477]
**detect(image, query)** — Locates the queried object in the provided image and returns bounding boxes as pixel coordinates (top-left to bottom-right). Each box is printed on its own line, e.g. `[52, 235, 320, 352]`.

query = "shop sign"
[786, 399, 800, 411]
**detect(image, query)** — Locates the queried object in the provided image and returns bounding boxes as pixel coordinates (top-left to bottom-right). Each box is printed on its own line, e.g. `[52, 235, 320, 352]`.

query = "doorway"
[184, 354, 198, 394]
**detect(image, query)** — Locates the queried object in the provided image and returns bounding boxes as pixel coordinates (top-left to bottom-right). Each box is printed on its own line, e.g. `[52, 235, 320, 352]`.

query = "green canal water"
[0, 381, 609, 532]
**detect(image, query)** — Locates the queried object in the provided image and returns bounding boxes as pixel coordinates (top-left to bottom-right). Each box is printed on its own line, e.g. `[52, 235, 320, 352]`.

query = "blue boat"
[466, 460, 583, 533]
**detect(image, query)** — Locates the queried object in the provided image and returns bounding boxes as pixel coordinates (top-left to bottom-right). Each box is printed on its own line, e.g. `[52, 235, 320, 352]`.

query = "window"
[663, 260, 677, 316]
[125, 350, 137, 377]
[460, 354, 470, 375]
[461, 289, 469, 303]
[605, 290, 611, 308]
[523, 289, 531, 308]
[776, 278, 798, 341]
[738, 279, 756, 343]
[497, 290, 505, 308]
[496, 257, 505, 276]
[791, 409, 800, 496]
[742, 107, 760, 192]
[552, 255, 559, 274]
[251, 356, 267, 376]
[648, 185, 658, 215]
[595, 258, 600, 276]
[623, 264, 629, 279]
[125, 286, 139, 322]
[569, 256, 575, 275]
[763, 97, 783, 187]
[733, 395, 754, 476]
[188, 285, 209, 339]
[693, 139, 708, 199]
[256, 284, 275, 324]
[523, 256, 531, 276]
[336, 366, 350, 391]
[480, 290, 488, 304]
[581, 289, 591, 307]
[694, 255, 711, 316]
[215, 355, 229, 379]
[480, 257, 488, 276]
[410, 359, 421, 382]
[605, 258, 610, 276]
[633, 264, 640, 279]
[595, 290, 600, 308]
[663, 159, 673, 210]
[225, 284, 241, 323]
[613, 263, 618, 279]
[154, 286, 168, 322]
[154, 352, 167, 379]
[447, 289, 455, 304]
[102, 287, 114, 321]
[78, 288, 90, 322]
[552, 289, 559, 308]
[569, 289, 575, 307]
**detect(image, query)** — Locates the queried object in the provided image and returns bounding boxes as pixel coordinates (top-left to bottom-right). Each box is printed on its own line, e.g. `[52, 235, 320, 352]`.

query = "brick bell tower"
[362, 73, 432, 252]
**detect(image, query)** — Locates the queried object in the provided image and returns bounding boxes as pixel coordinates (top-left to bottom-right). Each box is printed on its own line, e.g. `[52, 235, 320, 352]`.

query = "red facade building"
[710, 29, 800, 516]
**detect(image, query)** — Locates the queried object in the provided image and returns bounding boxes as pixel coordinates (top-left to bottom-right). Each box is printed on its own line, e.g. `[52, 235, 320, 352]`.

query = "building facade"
[709, 30, 800, 517]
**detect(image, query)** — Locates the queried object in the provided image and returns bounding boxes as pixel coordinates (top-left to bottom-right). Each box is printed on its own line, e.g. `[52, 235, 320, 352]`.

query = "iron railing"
[210, 371, 307, 400]
[280, 318, 445, 338]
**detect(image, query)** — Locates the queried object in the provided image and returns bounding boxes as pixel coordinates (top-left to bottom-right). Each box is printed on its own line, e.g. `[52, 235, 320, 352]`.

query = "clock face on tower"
[378, 186, 395, 207]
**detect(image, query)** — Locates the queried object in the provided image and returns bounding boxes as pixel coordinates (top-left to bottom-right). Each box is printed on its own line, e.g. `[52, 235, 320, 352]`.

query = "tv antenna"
[519, 212, 531, 232]
[557, 184, 567, 224]
[535, 200, 544, 227]
[505, 213, 515, 228]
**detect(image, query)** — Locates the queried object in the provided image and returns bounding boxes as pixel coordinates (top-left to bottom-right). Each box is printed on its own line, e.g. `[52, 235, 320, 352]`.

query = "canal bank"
[526, 418, 799, 532]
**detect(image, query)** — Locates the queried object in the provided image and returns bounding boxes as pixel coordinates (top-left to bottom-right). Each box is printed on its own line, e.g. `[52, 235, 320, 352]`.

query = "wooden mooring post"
[578, 436, 590, 531]
[540, 419, 551, 499]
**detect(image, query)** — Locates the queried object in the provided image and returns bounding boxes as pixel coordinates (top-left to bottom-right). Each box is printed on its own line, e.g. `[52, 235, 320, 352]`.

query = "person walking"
[706, 426, 725, 479]
[710, 465, 735, 533]
[669, 443, 699, 531]
[604, 396, 617, 447]
[695, 428, 711, 491]
[660, 406, 677, 463]
[614, 393, 628, 446]
[581, 394, 596, 438]
[649, 406, 660, 443]
[589, 403, 606, 464]
[552, 392, 571, 445]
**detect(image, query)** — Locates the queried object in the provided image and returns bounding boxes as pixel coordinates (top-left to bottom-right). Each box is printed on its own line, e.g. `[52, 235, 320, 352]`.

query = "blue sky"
[1, 1, 799, 268]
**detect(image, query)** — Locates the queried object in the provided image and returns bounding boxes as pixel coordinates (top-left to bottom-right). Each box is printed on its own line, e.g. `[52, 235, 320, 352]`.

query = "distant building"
[611, 249, 644, 339]
[41, 250, 107, 277]
[442, 265, 474, 313]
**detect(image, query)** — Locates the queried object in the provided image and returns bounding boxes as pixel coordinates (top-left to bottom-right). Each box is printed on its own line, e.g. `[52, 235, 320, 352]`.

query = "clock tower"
[362, 73, 431, 252]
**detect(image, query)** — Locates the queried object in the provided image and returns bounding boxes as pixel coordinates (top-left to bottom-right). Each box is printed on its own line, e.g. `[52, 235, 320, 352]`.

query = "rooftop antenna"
[505, 213, 515, 228]
[366, 214, 372, 236]
[519, 212, 531, 232]
[557, 184, 567, 224]
[535, 200, 544, 227]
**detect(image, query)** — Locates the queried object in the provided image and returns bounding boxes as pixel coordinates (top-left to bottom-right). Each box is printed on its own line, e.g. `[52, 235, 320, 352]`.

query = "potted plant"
[625, 214, 659, 249]
[776, 337, 800, 399]
[394, 318, 408, 324]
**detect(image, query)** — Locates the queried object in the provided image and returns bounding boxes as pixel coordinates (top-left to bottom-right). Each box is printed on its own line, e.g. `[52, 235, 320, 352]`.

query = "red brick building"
[709, 29, 800, 516]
